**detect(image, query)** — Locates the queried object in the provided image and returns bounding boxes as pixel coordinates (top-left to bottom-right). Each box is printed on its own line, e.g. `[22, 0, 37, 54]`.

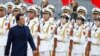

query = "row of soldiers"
[0, 1, 100, 56]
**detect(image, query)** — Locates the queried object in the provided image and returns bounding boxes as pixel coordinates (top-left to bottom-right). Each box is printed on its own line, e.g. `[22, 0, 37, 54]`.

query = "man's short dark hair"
[16, 13, 24, 22]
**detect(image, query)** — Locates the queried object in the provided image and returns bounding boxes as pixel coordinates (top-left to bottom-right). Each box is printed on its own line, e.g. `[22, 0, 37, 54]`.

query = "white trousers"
[56, 52, 66, 56]
[90, 54, 100, 56]
[90, 55, 100, 56]
[27, 49, 33, 56]
[40, 51, 50, 56]
[72, 53, 84, 56]
[0, 46, 5, 56]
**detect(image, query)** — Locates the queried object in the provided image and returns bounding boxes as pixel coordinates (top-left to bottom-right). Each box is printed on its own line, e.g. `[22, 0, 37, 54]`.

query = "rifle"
[52, 27, 57, 56]
[85, 28, 91, 56]
[7, 22, 10, 30]
[68, 22, 74, 56]
[35, 24, 40, 56]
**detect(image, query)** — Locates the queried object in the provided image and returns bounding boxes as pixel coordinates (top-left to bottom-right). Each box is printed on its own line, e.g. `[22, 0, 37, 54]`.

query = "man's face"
[94, 19, 100, 27]
[28, 12, 35, 20]
[76, 19, 82, 25]
[18, 16, 25, 25]
[43, 13, 50, 21]
[22, 7, 27, 14]
[13, 10, 20, 16]
[78, 11, 85, 16]
[8, 7, 13, 13]
[92, 13, 99, 19]
[0, 9, 5, 17]
[60, 17, 67, 24]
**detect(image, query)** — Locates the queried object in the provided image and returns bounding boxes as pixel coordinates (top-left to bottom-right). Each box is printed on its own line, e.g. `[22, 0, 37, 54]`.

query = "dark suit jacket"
[5, 25, 36, 56]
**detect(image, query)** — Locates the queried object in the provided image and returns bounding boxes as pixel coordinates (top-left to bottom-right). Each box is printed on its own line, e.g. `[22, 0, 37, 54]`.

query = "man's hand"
[33, 51, 37, 56]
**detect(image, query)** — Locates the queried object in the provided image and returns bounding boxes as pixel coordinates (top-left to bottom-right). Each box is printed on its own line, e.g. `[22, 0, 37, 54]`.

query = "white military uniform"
[28, 17, 39, 46]
[0, 16, 8, 56]
[7, 5, 22, 28]
[6, 2, 14, 17]
[49, 17, 56, 51]
[7, 14, 16, 28]
[37, 8, 54, 56]
[72, 24, 86, 56]
[27, 6, 39, 56]
[0, 4, 8, 56]
[38, 19, 54, 56]
[89, 26, 100, 56]
[55, 22, 70, 56]
[27, 17, 39, 56]
[72, 15, 87, 56]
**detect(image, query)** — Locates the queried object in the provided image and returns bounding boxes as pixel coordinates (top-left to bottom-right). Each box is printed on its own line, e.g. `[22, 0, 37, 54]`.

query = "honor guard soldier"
[19, 3, 27, 15]
[46, 5, 56, 28]
[0, 4, 8, 56]
[6, 2, 14, 16]
[92, 8, 100, 19]
[27, 6, 39, 56]
[47, 5, 55, 14]
[56, 6, 71, 27]
[37, 7, 54, 56]
[87, 17, 100, 56]
[54, 13, 70, 56]
[77, 6, 87, 16]
[85, 8, 100, 29]
[32, 4, 41, 18]
[27, 5, 39, 46]
[7, 5, 22, 28]
[72, 15, 87, 56]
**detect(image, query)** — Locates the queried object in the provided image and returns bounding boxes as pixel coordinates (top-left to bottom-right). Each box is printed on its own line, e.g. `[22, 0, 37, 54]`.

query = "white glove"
[87, 38, 92, 42]
[91, 38, 97, 44]
[69, 36, 73, 40]
[72, 37, 79, 42]
[37, 32, 45, 39]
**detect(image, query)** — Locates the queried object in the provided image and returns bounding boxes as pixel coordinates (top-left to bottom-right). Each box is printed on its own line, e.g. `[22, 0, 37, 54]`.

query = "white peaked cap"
[32, 5, 41, 11]
[61, 6, 71, 11]
[92, 7, 100, 13]
[6, 2, 14, 7]
[77, 6, 87, 14]
[28, 6, 38, 14]
[13, 5, 22, 11]
[0, 4, 6, 9]
[47, 5, 55, 12]
[42, 7, 53, 15]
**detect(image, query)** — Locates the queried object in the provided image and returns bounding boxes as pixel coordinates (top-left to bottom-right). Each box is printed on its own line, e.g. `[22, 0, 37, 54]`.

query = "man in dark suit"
[5, 14, 36, 56]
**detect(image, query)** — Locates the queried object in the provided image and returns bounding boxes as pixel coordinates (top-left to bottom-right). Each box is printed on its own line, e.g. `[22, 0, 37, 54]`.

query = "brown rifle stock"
[68, 29, 73, 56]
[52, 38, 57, 56]
[52, 27, 57, 56]
[36, 24, 40, 56]
[85, 29, 91, 56]
[68, 23, 74, 56]
[7, 23, 10, 30]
